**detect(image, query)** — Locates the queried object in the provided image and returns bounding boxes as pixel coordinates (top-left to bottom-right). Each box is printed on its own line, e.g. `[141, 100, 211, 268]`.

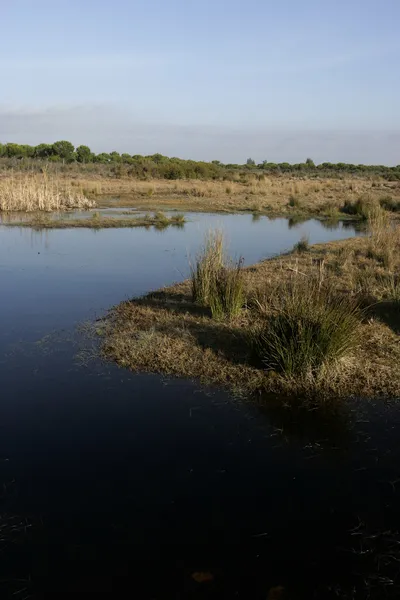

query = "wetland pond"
[0, 212, 398, 599]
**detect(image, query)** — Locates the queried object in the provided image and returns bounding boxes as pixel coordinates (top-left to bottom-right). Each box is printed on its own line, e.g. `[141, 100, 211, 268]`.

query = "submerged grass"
[102, 218, 400, 404]
[6, 212, 186, 230]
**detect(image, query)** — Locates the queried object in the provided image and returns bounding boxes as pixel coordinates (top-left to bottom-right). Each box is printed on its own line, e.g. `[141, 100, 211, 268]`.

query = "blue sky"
[1, 0, 399, 163]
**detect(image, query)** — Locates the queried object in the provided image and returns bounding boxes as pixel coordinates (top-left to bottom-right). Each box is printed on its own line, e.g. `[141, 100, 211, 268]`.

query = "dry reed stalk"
[0, 174, 96, 212]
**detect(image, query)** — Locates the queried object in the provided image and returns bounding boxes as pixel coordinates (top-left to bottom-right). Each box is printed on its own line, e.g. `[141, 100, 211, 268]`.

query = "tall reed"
[209, 259, 245, 320]
[190, 230, 224, 305]
[0, 174, 95, 212]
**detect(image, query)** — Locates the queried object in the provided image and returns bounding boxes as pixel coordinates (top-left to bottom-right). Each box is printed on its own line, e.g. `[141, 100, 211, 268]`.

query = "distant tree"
[34, 143, 54, 159]
[52, 140, 75, 161]
[76, 145, 93, 163]
[305, 157, 315, 168]
[110, 151, 121, 162]
[4, 143, 30, 158]
[150, 153, 166, 164]
[246, 157, 256, 166]
[95, 153, 111, 163]
[121, 153, 134, 163]
[0, 143, 4, 157]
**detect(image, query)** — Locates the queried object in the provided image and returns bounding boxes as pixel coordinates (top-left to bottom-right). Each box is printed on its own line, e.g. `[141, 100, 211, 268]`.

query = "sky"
[1, 0, 399, 164]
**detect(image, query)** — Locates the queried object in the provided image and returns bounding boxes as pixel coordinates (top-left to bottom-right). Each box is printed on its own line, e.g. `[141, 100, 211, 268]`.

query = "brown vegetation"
[101, 214, 400, 403]
[6, 211, 186, 230]
[1, 171, 400, 219]
[0, 174, 95, 212]
[83, 176, 400, 217]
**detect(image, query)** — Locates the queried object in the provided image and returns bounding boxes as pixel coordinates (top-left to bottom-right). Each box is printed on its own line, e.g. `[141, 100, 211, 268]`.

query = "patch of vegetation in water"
[101, 211, 400, 405]
[6, 211, 186, 230]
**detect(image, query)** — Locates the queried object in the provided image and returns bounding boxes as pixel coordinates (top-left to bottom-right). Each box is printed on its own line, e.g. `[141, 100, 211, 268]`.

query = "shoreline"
[100, 234, 400, 403]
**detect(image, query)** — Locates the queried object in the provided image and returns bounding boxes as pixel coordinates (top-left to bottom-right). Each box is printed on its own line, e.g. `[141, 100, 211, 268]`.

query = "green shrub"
[252, 279, 362, 377]
[209, 259, 244, 320]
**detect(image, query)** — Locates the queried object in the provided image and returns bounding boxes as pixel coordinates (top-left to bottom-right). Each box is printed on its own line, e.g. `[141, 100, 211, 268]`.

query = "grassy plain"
[73, 175, 400, 217]
[2, 171, 400, 219]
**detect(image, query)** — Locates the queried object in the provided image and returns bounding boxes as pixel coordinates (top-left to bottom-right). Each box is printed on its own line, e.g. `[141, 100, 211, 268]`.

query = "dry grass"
[4, 171, 397, 218]
[0, 173, 95, 212]
[190, 230, 224, 305]
[101, 219, 400, 403]
[6, 211, 186, 230]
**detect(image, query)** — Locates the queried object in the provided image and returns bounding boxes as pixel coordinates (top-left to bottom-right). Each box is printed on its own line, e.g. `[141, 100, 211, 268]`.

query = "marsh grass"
[367, 206, 398, 269]
[102, 230, 400, 401]
[190, 230, 224, 305]
[293, 235, 310, 253]
[8, 211, 187, 230]
[209, 259, 245, 320]
[380, 195, 400, 213]
[252, 278, 363, 378]
[288, 194, 301, 208]
[340, 195, 376, 220]
[377, 273, 400, 305]
[0, 174, 95, 212]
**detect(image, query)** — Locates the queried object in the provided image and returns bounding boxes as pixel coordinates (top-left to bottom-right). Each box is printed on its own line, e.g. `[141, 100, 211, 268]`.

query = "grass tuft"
[252, 278, 362, 378]
[190, 230, 224, 305]
[379, 195, 400, 213]
[340, 195, 376, 220]
[293, 235, 309, 253]
[209, 259, 245, 320]
[288, 194, 301, 208]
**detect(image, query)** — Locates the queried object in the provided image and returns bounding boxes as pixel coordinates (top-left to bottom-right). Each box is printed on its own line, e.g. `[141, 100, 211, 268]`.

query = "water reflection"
[0, 211, 377, 599]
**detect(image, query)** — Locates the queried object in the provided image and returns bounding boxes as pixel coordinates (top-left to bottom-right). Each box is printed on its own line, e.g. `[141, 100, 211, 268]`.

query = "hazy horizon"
[2, 0, 399, 165]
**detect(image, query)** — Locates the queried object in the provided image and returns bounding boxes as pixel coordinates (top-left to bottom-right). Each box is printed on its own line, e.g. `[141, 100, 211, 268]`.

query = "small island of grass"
[101, 206, 400, 404]
[7, 211, 186, 230]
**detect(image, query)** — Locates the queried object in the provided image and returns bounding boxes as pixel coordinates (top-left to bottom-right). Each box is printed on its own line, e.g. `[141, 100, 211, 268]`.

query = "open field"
[101, 214, 400, 403]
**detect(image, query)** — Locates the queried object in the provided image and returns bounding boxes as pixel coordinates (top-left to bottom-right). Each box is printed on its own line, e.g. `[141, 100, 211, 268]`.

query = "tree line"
[0, 140, 399, 180]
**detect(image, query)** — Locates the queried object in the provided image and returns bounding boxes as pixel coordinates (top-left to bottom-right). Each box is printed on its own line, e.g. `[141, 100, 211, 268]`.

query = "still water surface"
[0, 214, 398, 599]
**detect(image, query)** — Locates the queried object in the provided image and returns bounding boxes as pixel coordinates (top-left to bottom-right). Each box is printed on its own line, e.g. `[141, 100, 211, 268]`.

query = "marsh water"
[0, 213, 399, 599]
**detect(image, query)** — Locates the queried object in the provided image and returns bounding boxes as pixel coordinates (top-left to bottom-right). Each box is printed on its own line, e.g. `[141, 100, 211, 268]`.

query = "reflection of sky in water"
[0, 213, 362, 343]
[1, 215, 400, 599]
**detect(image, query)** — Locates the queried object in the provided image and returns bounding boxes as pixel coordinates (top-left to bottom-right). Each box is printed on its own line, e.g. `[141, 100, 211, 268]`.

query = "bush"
[209, 259, 244, 320]
[252, 279, 362, 377]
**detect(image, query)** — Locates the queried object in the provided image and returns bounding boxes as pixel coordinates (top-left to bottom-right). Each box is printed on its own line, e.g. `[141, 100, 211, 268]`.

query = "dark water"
[1, 214, 399, 599]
